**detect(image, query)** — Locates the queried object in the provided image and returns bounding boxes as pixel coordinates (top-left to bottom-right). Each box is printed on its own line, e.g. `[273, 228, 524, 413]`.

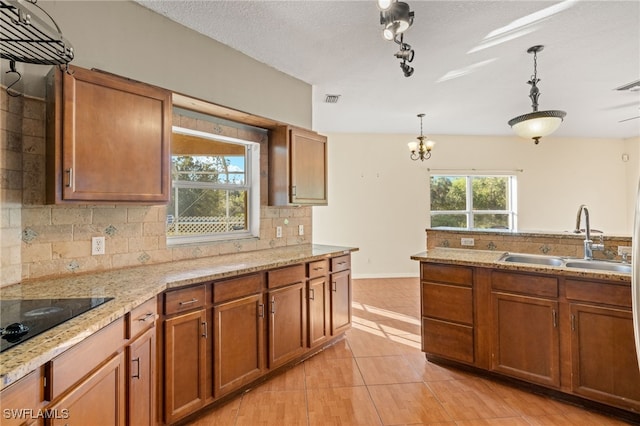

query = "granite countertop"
[411, 247, 631, 284]
[0, 244, 357, 390]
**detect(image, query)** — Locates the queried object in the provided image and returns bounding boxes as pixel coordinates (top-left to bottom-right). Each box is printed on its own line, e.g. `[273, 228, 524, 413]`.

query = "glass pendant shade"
[509, 110, 566, 144]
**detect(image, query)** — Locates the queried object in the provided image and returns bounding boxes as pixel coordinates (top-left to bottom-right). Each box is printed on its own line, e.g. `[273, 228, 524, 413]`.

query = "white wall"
[313, 134, 637, 278]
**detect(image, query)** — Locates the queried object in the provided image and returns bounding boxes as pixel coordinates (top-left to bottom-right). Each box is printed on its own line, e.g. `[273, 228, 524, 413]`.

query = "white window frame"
[167, 126, 260, 247]
[430, 174, 518, 231]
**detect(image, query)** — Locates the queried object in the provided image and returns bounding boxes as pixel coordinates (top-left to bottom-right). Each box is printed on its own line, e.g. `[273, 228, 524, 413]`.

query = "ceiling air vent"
[614, 80, 640, 91]
[324, 94, 341, 103]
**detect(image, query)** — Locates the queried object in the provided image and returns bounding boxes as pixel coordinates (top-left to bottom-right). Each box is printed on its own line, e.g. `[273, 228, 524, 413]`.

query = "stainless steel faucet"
[574, 204, 604, 260]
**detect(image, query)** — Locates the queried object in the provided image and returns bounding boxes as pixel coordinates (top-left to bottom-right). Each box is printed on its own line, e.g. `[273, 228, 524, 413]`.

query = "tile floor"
[187, 277, 637, 425]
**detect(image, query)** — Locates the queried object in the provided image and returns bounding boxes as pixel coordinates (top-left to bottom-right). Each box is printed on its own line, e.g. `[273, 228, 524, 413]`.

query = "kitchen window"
[430, 175, 517, 230]
[167, 126, 260, 246]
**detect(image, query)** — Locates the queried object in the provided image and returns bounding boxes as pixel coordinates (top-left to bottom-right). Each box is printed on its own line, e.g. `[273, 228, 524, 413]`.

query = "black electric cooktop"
[0, 297, 114, 353]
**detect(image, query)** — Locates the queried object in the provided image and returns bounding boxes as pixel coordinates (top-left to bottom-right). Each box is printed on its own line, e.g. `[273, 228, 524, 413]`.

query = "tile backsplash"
[0, 89, 311, 286]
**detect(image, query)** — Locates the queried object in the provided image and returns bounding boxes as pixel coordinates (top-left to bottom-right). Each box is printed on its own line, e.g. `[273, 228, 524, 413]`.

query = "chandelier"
[408, 114, 435, 161]
[508, 45, 566, 144]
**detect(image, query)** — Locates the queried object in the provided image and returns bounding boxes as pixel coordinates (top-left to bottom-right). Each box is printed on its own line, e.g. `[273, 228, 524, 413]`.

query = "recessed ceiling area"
[136, 0, 640, 139]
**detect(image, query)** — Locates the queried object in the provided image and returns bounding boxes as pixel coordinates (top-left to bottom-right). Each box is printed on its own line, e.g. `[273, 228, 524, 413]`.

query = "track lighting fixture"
[378, 0, 416, 77]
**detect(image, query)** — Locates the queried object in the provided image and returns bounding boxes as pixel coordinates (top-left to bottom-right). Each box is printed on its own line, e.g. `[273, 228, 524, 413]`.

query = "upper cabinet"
[268, 126, 328, 206]
[46, 65, 171, 204]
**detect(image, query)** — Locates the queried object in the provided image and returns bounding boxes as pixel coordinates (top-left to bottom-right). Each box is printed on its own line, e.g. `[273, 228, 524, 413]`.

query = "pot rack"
[1, 0, 74, 96]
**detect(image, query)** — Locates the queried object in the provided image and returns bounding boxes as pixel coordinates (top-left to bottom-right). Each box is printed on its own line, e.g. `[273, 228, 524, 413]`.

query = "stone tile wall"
[426, 229, 632, 261]
[0, 89, 311, 286]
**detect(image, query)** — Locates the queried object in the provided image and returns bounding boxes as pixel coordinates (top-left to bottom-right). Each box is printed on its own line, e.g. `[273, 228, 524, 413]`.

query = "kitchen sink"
[564, 260, 632, 274]
[499, 253, 565, 266]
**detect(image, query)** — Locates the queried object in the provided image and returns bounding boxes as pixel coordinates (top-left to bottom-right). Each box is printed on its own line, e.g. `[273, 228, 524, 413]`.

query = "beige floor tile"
[367, 382, 453, 425]
[403, 352, 469, 382]
[306, 386, 382, 426]
[346, 326, 421, 357]
[187, 398, 240, 426]
[254, 363, 306, 392]
[453, 418, 532, 425]
[480, 377, 568, 416]
[312, 337, 353, 360]
[235, 389, 308, 426]
[304, 355, 365, 388]
[355, 355, 423, 385]
[426, 378, 518, 421]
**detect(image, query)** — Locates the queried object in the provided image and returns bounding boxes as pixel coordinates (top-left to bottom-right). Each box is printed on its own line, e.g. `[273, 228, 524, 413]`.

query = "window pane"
[173, 155, 246, 185]
[430, 176, 466, 211]
[474, 214, 510, 229]
[167, 188, 247, 235]
[431, 214, 467, 228]
[472, 177, 507, 210]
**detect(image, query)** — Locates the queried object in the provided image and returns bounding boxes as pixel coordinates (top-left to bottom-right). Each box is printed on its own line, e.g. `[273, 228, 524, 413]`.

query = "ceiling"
[136, 0, 640, 139]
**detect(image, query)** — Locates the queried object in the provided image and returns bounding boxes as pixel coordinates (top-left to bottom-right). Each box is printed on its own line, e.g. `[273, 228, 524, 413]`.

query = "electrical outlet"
[461, 237, 475, 247]
[92, 236, 105, 255]
[618, 246, 632, 256]
[276, 226, 282, 238]
[298, 225, 304, 236]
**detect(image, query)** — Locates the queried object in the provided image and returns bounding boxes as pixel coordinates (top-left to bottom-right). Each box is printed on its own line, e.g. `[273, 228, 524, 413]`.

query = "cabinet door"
[491, 292, 560, 387]
[47, 65, 171, 203]
[48, 352, 126, 426]
[570, 303, 640, 411]
[268, 283, 307, 368]
[164, 309, 207, 423]
[308, 276, 330, 347]
[290, 128, 327, 205]
[330, 270, 352, 335]
[128, 327, 156, 426]
[213, 294, 264, 397]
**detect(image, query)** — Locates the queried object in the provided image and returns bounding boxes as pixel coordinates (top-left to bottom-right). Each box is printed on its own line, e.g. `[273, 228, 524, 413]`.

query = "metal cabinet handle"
[571, 314, 576, 331]
[332, 282, 337, 292]
[309, 288, 315, 300]
[137, 312, 154, 322]
[337, 261, 347, 266]
[202, 321, 208, 338]
[258, 303, 265, 318]
[132, 357, 140, 379]
[552, 309, 558, 328]
[291, 185, 297, 197]
[65, 168, 72, 187]
[179, 298, 198, 306]
[313, 266, 324, 271]
[271, 297, 276, 314]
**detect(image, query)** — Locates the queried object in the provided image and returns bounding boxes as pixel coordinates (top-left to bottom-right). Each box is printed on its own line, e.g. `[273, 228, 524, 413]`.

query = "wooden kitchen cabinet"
[566, 279, 640, 412]
[307, 259, 330, 348]
[491, 271, 560, 388]
[421, 263, 474, 364]
[268, 125, 328, 206]
[0, 369, 45, 426]
[48, 352, 126, 426]
[128, 327, 156, 426]
[163, 309, 207, 423]
[267, 265, 307, 368]
[45, 65, 171, 204]
[330, 255, 352, 336]
[213, 273, 265, 397]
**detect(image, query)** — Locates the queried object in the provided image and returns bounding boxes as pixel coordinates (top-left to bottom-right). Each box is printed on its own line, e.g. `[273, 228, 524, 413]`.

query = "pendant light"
[408, 113, 435, 161]
[508, 45, 566, 144]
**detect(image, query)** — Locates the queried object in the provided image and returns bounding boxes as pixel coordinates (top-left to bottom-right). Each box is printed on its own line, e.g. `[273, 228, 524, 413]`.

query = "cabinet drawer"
[422, 317, 474, 364]
[308, 259, 329, 279]
[565, 279, 631, 308]
[164, 285, 206, 315]
[421, 263, 472, 286]
[422, 282, 473, 325]
[331, 255, 350, 273]
[214, 273, 263, 304]
[267, 264, 305, 289]
[128, 297, 157, 339]
[48, 316, 126, 400]
[492, 271, 557, 298]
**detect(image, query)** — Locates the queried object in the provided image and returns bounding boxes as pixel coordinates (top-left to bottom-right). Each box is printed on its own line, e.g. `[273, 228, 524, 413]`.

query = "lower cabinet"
[163, 309, 207, 423]
[491, 292, 560, 387]
[330, 270, 351, 335]
[268, 282, 307, 368]
[48, 352, 126, 426]
[0, 369, 45, 426]
[213, 293, 264, 397]
[128, 327, 156, 426]
[308, 275, 330, 347]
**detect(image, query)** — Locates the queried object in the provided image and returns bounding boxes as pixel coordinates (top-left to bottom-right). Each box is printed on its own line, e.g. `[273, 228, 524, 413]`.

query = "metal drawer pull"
[137, 312, 154, 322]
[179, 298, 198, 306]
[313, 266, 324, 271]
[65, 168, 72, 187]
[202, 321, 208, 338]
[337, 261, 347, 266]
[309, 288, 315, 300]
[132, 357, 140, 379]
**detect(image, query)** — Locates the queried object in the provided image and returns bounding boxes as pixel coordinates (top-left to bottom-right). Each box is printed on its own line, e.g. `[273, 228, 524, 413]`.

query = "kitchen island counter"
[0, 244, 357, 390]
